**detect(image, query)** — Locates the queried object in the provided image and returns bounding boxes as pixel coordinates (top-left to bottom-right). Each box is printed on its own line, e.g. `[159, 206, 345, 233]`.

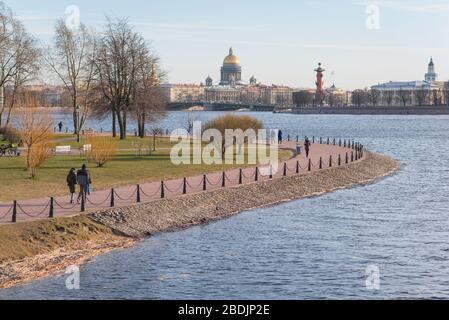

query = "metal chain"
[140, 184, 162, 198]
[86, 192, 112, 206]
[16, 201, 50, 217]
[0, 205, 13, 220]
[114, 188, 137, 202]
[53, 199, 79, 210]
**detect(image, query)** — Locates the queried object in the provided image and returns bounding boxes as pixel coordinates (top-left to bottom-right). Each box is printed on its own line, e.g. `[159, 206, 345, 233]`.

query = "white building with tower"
[371, 58, 447, 106]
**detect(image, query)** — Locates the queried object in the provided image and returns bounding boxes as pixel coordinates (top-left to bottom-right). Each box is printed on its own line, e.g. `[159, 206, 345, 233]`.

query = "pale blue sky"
[5, 0, 449, 89]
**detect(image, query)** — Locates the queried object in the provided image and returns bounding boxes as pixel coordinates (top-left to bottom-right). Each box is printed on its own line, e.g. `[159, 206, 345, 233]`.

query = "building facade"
[371, 58, 447, 106]
[160, 84, 205, 103]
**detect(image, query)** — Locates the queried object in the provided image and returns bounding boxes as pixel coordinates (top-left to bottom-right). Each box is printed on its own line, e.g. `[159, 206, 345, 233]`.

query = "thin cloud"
[132, 21, 267, 32]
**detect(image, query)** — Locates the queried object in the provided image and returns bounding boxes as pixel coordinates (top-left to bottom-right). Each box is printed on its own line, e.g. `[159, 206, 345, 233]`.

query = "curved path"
[0, 141, 360, 224]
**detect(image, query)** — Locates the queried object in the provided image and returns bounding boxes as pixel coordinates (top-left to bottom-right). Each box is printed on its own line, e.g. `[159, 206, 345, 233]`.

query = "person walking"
[304, 137, 311, 158]
[278, 130, 283, 144]
[58, 121, 63, 132]
[76, 164, 90, 204]
[66, 168, 77, 203]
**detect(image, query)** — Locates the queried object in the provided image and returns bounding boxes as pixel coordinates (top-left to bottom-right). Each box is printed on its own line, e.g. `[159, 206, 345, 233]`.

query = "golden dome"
[223, 47, 240, 65]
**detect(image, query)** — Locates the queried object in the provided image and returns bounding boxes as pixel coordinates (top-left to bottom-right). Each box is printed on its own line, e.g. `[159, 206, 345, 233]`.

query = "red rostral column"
[314, 62, 325, 105]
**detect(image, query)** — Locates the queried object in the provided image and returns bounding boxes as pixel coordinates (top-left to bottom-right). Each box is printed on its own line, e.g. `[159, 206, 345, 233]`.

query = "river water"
[2, 112, 449, 299]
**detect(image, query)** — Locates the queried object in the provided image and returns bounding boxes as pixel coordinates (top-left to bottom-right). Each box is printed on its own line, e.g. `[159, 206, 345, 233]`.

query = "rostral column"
[314, 62, 325, 105]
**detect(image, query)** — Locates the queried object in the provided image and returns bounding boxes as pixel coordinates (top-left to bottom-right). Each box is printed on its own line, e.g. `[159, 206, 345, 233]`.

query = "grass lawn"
[0, 135, 292, 202]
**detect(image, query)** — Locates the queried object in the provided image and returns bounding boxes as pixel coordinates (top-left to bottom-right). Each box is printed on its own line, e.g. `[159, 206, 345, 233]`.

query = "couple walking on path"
[66, 165, 92, 204]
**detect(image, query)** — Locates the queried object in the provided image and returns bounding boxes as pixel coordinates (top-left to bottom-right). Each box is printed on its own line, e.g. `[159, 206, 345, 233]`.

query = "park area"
[0, 133, 292, 202]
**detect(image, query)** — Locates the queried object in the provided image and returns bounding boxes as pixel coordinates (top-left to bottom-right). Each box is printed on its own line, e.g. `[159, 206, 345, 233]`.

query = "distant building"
[160, 84, 205, 103]
[371, 58, 447, 106]
[220, 47, 242, 86]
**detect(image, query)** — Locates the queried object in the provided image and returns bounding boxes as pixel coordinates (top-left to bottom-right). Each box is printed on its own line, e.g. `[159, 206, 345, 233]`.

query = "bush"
[0, 126, 21, 143]
[85, 136, 118, 167]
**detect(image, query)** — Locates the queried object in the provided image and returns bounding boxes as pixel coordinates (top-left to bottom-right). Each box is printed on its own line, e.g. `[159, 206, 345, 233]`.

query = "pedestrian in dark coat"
[66, 168, 77, 203]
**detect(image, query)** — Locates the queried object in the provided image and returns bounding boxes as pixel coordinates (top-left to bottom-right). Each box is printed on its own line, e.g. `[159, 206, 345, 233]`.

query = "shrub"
[85, 136, 118, 167]
[202, 114, 263, 156]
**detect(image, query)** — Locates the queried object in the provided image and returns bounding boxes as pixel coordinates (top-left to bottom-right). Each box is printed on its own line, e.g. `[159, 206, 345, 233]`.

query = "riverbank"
[0, 151, 399, 289]
[292, 106, 449, 115]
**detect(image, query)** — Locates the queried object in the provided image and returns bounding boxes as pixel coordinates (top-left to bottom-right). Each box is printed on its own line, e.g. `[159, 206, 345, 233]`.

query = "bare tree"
[414, 86, 428, 106]
[44, 19, 95, 142]
[397, 88, 411, 107]
[293, 91, 314, 107]
[443, 85, 449, 106]
[384, 90, 395, 107]
[0, 3, 40, 126]
[351, 89, 367, 107]
[94, 18, 148, 139]
[367, 89, 381, 107]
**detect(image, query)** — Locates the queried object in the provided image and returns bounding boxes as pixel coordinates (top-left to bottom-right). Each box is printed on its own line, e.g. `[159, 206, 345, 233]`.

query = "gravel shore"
[90, 152, 399, 237]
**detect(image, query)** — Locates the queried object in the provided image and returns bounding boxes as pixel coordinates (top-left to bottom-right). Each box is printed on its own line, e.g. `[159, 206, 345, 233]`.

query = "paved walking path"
[0, 141, 360, 224]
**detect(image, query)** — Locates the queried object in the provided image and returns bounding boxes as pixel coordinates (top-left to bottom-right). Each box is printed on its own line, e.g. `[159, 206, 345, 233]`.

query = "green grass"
[0, 136, 292, 201]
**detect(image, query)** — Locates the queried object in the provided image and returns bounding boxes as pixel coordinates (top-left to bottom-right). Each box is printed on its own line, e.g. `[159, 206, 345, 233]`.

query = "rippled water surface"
[2, 112, 449, 299]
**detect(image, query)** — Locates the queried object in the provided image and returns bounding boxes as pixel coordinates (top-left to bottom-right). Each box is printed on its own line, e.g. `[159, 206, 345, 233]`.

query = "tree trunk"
[112, 110, 116, 137]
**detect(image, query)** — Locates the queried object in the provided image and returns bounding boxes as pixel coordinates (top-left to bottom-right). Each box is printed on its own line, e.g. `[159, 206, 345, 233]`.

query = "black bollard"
[203, 175, 207, 191]
[283, 162, 287, 176]
[269, 165, 273, 179]
[12, 200, 17, 223]
[319, 157, 322, 169]
[137, 185, 141, 203]
[351, 152, 354, 162]
[239, 170, 243, 185]
[296, 161, 300, 174]
[81, 194, 85, 212]
[222, 172, 226, 187]
[183, 178, 187, 194]
[346, 152, 349, 164]
[161, 181, 165, 198]
[49, 197, 54, 218]
[110, 188, 115, 207]
[338, 154, 341, 166]
[255, 167, 259, 181]
[329, 155, 332, 168]
[308, 159, 311, 171]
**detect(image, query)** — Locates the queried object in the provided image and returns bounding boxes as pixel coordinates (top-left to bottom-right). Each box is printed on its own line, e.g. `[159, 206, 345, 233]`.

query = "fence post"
[283, 162, 287, 176]
[222, 172, 226, 187]
[183, 178, 187, 194]
[203, 175, 207, 191]
[338, 154, 341, 166]
[255, 167, 259, 181]
[161, 181, 165, 199]
[12, 200, 17, 223]
[239, 170, 243, 185]
[296, 161, 299, 174]
[137, 185, 141, 203]
[329, 155, 332, 168]
[49, 197, 54, 218]
[319, 157, 322, 169]
[308, 159, 311, 171]
[110, 188, 115, 207]
[81, 194, 85, 212]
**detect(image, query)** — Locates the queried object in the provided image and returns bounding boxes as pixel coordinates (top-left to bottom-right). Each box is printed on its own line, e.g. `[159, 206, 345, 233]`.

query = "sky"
[4, 0, 449, 90]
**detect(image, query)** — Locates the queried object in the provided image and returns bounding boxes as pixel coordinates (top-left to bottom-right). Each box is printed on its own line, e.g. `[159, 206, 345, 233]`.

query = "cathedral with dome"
[219, 47, 242, 86]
